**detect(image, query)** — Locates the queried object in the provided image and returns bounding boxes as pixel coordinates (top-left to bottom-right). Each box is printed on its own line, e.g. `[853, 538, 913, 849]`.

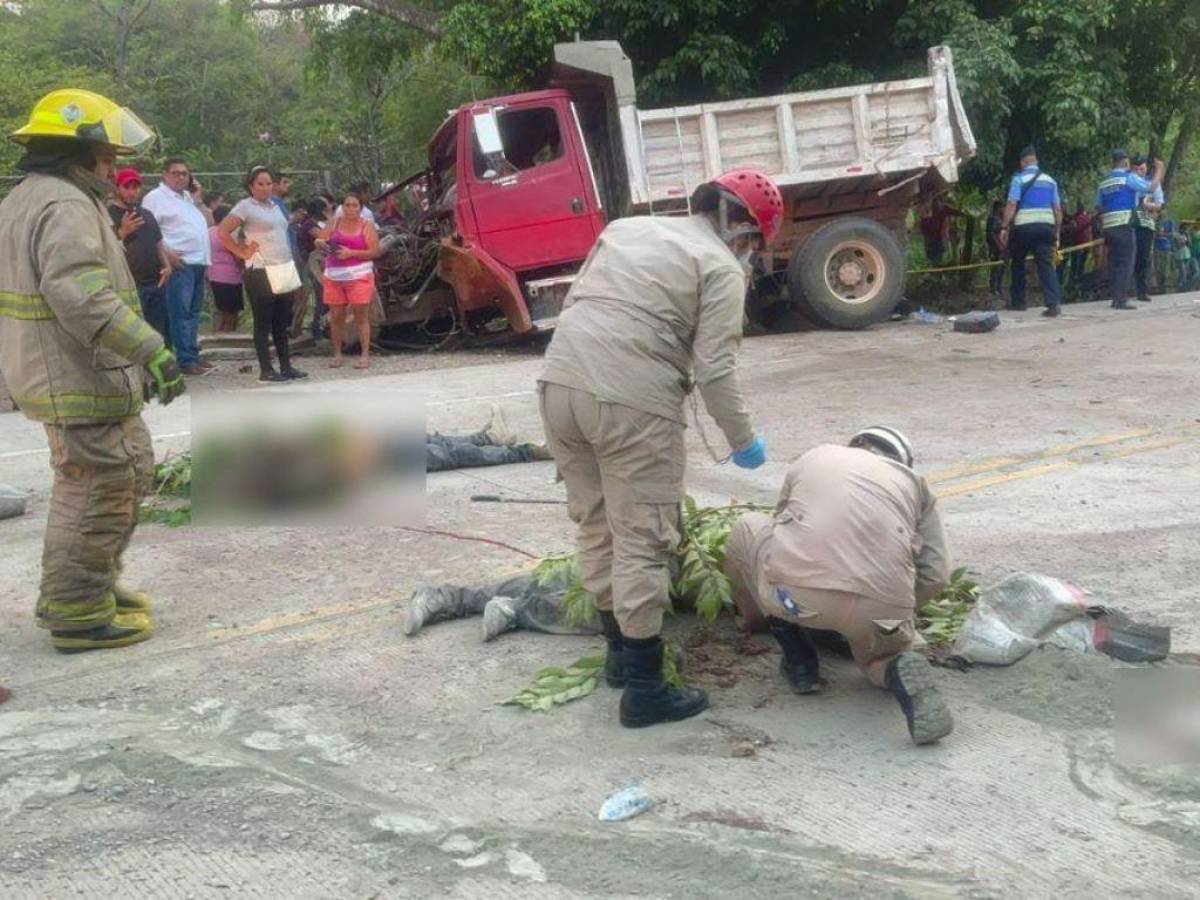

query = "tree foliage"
[0, 0, 478, 190]
[3, 0, 1200, 204]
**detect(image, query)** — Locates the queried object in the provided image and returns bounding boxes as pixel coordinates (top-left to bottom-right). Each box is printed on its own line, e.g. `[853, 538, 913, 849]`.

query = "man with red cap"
[109, 167, 173, 344]
[537, 168, 783, 728]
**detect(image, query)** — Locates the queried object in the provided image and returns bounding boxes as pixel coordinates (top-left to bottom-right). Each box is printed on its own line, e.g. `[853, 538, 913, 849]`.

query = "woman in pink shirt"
[208, 206, 244, 332]
[316, 194, 380, 369]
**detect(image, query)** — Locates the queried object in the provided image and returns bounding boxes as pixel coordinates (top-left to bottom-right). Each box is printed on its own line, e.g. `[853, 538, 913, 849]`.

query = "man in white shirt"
[141, 157, 212, 374]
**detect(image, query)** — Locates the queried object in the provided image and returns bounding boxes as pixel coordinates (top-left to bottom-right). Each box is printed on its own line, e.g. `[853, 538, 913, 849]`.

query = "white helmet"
[849, 426, 914, 467]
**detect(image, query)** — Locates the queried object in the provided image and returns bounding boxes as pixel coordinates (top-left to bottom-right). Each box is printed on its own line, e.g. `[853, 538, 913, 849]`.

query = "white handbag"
[265, 260, 302, 294]
[250, 252, 302, 294]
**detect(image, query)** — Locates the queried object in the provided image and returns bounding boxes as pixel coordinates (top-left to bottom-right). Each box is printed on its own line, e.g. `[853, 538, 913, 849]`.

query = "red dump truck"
[373, 40, 976, 345]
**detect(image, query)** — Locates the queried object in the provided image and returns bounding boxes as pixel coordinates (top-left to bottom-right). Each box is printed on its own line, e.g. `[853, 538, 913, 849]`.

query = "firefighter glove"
[145, 347, 185, 406]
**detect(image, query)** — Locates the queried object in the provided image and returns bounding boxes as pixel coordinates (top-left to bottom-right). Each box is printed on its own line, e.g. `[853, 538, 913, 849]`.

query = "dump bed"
[616, 47, 976, 210]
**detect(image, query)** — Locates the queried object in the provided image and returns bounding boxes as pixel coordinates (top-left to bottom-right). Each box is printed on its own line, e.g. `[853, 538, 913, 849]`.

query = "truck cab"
[430, 89, 605, 335]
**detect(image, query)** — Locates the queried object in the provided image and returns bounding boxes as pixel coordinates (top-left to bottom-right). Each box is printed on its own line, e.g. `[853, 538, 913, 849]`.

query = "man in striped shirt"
[998, 147, 1063, 316]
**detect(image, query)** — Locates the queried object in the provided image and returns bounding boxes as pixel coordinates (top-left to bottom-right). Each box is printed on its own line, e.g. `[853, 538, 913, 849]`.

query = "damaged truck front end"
[374, 91, 606, 346]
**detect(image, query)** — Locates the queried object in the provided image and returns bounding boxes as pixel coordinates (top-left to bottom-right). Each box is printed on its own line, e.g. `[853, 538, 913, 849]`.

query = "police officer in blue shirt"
[1131, 155, 1165, 301]
[998, 146, 1062, 316]
[1097, 150, 1164, 309]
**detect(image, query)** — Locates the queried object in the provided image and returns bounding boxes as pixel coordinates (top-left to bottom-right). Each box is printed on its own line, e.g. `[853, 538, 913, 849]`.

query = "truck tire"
[787, 217, 905, 329]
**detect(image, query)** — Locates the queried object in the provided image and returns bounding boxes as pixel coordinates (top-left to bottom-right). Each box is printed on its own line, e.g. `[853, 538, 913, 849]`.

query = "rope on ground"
[909, 238, 1103, 275]
[399, 525, 540, 559]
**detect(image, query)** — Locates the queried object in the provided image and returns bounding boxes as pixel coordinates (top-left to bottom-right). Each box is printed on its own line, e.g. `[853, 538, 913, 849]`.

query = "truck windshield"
[472, 107, 564, 180]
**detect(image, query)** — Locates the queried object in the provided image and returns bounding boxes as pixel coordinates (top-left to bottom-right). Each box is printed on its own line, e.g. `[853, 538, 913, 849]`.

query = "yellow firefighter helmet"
[10, 89, 155, 155]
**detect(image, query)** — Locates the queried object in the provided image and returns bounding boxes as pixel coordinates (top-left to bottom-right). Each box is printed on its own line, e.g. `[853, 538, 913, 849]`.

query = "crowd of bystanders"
[105, 161, 388, 382]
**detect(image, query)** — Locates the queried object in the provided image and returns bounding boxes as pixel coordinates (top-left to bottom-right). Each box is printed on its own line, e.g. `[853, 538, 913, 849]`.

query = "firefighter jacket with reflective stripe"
[0, 170, 163, 424]
[1096, 169, 1152, 229]
[1008, 167, 1059, 227]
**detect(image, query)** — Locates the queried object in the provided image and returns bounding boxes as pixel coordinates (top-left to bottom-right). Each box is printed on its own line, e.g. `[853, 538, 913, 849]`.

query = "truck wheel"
[788, 217, 904, 329]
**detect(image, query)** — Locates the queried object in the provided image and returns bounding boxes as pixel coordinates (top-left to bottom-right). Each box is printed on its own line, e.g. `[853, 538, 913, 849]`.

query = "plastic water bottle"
[914, 306, 943, 324]
[598, 786, 654, 822]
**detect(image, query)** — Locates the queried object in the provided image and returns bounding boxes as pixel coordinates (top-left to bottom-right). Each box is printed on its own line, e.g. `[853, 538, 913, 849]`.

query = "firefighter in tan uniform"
[0, 90, 185, 653]
[539, 169, 783, 728]
[723, 427, 955, 745]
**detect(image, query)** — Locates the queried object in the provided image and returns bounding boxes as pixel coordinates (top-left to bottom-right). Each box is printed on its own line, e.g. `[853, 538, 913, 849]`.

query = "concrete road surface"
[2, 298, 1200, 897]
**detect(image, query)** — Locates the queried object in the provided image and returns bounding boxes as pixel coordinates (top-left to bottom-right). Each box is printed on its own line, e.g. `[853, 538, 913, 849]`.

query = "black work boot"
[619, 636, 709, 728]
[51, 614, 154, 654]
[768, 618, 824, 694]
[598, 611, 626, 688]
[885, 652, 954, 745]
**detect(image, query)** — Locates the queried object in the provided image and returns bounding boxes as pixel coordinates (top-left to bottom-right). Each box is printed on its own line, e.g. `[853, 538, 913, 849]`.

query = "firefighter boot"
[51, 610, 155, 654]
[619, 636, 708, 728]
[598, 611, 626, 688]
[885, 651, 954, 745]
[114, 583, 153, 613]
[768, 617, 824, 694]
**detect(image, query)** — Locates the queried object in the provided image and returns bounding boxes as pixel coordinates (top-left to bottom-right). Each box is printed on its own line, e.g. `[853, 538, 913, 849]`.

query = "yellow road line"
[937, 461, 1076, 498]
[926, 428, 1155, 485]
[936, 434, 1191, 499]
[203, 596, 395, 643]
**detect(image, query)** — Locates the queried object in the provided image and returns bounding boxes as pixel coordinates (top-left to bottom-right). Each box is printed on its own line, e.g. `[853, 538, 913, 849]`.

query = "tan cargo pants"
[724, 512, 916, 687]
[538, 383, 683, 639]
[38, 416, 155, 632]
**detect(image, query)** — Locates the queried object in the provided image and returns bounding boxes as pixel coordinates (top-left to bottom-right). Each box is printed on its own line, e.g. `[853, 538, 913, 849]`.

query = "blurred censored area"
[1115, 667, 1200, 766]
[191, 392, 424, 527]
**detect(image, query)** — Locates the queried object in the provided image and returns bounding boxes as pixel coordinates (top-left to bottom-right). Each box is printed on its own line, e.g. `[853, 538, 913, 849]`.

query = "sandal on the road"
[329, 358, 344, 368]
[354, 359, 370, 370]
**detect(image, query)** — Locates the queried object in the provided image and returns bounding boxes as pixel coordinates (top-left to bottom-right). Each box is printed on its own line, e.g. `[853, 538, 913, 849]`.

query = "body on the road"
[723, 430, 954, 745]
[539, 168, 782, 729]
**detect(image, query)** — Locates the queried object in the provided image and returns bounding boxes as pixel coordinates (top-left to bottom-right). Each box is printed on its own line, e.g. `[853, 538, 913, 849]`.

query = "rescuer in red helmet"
[538, 167, 784, 729]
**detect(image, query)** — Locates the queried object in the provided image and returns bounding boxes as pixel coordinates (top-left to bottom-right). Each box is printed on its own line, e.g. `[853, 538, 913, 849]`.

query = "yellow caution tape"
[909, 238, 1103, 275]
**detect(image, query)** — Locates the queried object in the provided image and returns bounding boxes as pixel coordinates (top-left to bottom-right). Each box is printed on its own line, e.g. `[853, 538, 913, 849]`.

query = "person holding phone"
[108, 168, 173, 345]
[316, 193, 379, 370]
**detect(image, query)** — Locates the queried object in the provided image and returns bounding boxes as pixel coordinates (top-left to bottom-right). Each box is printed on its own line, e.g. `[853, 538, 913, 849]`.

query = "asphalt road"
[2, 297, 1199, 897]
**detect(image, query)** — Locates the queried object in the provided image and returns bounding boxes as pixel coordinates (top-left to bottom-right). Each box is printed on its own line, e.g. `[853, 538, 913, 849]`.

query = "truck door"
[465, 99, 604, 273]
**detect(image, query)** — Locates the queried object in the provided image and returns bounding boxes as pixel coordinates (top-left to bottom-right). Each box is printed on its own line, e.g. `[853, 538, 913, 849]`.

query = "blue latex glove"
[731, 435, 766, 469]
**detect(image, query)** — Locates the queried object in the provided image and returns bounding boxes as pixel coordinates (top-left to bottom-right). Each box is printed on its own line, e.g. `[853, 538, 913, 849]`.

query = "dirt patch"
[681, 623, 776, 689]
